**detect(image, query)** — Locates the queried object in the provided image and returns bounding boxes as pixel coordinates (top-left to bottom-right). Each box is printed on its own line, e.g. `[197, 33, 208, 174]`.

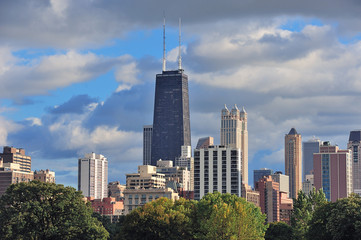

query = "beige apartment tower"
[221, 104, 248, 184]
[285, 128, 302, 199]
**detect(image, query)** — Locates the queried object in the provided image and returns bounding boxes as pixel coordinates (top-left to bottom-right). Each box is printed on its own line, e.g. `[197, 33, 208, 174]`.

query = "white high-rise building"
[78, 153, 108, 199]
[175, 145, 194, 190]
[194, 145, 242, 200]
[221, 104, 248, 184]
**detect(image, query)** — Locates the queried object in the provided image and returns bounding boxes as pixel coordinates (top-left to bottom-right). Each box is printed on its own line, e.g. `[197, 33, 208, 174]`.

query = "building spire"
[162, 13, 166, 72]
[178, 18, 182, 70]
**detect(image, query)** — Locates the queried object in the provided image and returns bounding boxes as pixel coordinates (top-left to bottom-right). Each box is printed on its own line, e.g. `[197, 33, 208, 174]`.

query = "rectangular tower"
[143, 125, 153, 165]
[194, 145, 242, 200]
[78, 153, 108, 199]
[302, 138, 320, 180]
[221, 105, 248, 184]
[347, 130, 361, 195]
[151, 69, 191, 165]
[314, 142, 352, 201]
[285, 128, 302, 199]
[0, 146, 31, 173]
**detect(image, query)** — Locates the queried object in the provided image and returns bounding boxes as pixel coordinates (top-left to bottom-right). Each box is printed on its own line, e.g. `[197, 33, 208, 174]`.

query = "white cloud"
[115, 61, 140, 92]
[25, 117, 42, 126]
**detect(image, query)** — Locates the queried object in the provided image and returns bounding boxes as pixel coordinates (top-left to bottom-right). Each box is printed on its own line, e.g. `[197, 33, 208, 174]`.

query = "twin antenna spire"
[162, 15, 182, 72]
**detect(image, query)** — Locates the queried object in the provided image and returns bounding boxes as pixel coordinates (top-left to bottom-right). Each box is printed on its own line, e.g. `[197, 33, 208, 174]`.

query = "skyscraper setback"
[285, 128, 302, 199]
[150, 19, 191, 165]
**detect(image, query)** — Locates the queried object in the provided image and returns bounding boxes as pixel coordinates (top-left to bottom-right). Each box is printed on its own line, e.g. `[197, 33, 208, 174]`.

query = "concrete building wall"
[194, 145, 242, 200]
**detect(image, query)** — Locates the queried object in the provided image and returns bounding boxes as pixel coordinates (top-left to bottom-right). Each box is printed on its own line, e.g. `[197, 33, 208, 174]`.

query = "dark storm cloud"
[47, 94, 98, 115]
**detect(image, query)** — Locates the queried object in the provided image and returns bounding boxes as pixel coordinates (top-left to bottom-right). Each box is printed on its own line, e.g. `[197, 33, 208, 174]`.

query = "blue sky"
[1, 0, 361, 188]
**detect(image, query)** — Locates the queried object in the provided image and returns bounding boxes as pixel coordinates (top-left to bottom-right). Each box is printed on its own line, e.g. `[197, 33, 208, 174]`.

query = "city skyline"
[1, 1, 361, 188]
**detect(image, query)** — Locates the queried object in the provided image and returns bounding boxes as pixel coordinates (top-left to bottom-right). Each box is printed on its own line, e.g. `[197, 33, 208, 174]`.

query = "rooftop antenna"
[178, 18, 182, 70]
[162, 12, 166, 72]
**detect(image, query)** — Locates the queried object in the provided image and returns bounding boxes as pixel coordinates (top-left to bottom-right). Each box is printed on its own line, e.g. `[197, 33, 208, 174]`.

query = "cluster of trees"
[0, 181, 108, 239]
[0, 181, 267, 240]
[2, 181, 361, 240]
[119, 192, 267, 240]
[265, 188, 361, 240]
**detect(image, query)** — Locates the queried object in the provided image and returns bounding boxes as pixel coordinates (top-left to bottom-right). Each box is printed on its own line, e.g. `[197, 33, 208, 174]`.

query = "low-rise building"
[241, 183, 260, 207]
[126, 165, 166, 189]
[87, 197, 124, 222]
[34, 169, 55, 183]
[108, 181, 126, 201]
[156, 160, 191, 191]
[302, 174, 314, 195]
[123, 187, 179, 214]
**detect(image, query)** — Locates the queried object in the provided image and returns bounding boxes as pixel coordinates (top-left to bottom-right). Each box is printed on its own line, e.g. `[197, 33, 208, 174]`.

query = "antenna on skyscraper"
[162, 12, 166, 72]
[178, 18, 182, 70]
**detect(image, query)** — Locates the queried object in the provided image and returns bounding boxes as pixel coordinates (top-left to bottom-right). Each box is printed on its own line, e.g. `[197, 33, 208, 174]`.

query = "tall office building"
[150, 20, 191, 165]
[194, 145, 242, 200]
[285, 128, 302, 199]
[253, 168, 273, 188]
[143, 125, 153, 165]
[347, 130, 361, 195]
[221, 104, 248, 184]
[78, 153, 108, 199]
[0, 146, 31, 173]
[314, 142, 352, 201]
[302, 137, 320, 180]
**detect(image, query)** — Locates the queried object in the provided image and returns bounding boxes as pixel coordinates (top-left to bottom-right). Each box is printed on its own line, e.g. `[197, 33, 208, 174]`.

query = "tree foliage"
[265, 221, 295, 240]
[291, 188, 327, 240]
[118, 197, 196, 240]
[0, 181, 109, 240]
[308, 193, 361, 240]
[119, 192, 267, 240]
[196, 192, 267, 240]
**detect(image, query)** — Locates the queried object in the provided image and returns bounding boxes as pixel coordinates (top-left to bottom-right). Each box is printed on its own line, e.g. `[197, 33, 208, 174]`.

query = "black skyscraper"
[151, 69, 191, 165]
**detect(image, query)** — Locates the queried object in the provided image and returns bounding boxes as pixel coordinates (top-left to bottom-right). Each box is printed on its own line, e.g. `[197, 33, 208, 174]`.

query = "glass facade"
[151, 70, 191, 165]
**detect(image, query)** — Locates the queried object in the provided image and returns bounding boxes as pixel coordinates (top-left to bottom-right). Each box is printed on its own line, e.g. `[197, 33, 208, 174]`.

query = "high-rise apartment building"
[314, 142, 352, 202]
[347, 130, 361, 195]
[151, 69, 191, 165]
[221, 104, 248, 184]
[0, 160, 34, 196]
[194, 145, 242, 200]
[143, 125, 153, 165]
[0, 146, 31, 173]
[285, 128, 302, 199]
[253, 168, 273, 189]
[256, 176, 280, 223]
[302, 137, 320, 180]
[78, 153, 108, 199]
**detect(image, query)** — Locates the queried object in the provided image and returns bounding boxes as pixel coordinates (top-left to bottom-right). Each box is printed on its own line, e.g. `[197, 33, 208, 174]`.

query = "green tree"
[326, 194, 361, 239]
[0, 181, 109, 240]
[291, 188, 327, 240]
[118, 197, 196, 240]
[196, 192, 267, 240]
[265, 222, 295, 240]
[306, 201, 334, 240]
